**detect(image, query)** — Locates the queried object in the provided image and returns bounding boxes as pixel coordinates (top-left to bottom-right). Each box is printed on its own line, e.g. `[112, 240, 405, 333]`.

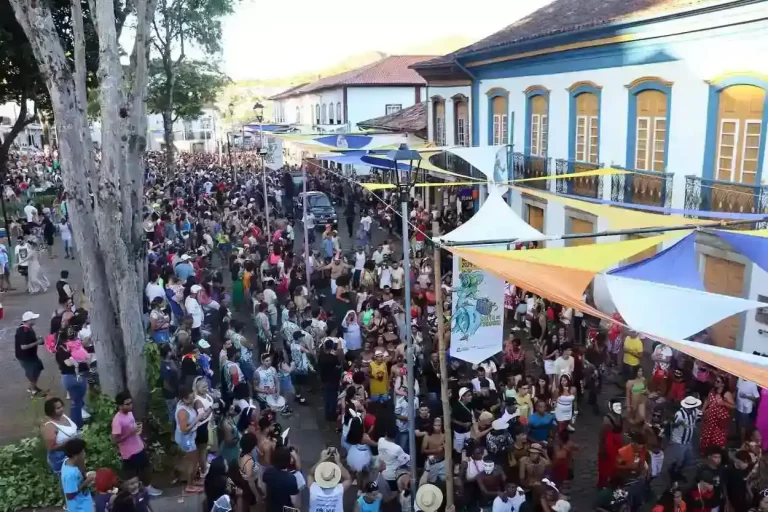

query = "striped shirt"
[670, 408, 696, 445]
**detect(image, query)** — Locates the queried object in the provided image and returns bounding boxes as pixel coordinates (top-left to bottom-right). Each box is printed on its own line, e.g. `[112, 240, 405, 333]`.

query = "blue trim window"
[702, 75, 768, 184]
[567, 83, 602, 163]
[524, 87, 550, 156]
[486, 88, 510, 146]
[625, 78, 673, 171]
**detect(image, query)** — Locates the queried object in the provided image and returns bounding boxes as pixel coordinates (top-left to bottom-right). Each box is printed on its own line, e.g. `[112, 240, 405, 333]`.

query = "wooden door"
[568, 218, 594, 246]
[703, 255, 745, 349]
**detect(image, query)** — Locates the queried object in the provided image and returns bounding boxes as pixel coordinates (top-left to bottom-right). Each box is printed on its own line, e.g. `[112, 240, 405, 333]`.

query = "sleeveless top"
[308, 482, 344, 512]
[196, 393, 214, 426]
[46, 414, 78, 446]
[357, 495, 382, 512]
[174, 403, 197, 446]
[256, 366, 277, 398]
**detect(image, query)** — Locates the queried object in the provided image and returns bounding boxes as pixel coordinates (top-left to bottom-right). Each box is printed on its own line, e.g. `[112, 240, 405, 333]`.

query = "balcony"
[512, 153, 551, 191]
[611, 168, 673, 208]
[554, 159, 602, 199]
[684, 176, 768, 217]
[428, 151, 477, 180]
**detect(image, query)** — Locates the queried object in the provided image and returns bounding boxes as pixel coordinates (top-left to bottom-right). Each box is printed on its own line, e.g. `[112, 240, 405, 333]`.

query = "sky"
[221, 0, 555, 80]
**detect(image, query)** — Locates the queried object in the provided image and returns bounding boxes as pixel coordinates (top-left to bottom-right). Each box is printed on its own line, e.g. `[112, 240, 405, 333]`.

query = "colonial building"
[269, 56, 431, 133]
[413, 0, 768, 352]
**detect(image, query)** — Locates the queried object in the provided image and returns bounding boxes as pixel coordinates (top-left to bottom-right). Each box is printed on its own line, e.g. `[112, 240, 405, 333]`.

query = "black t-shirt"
[55, 344, 89, 374]
[451, 399, 473, 434]
[317, 351, 342, 386]
[724, 465, 750, 510]
[261, 467, 299, 512]
[15, 325, 38, 360]
[423, 362, 441, 393]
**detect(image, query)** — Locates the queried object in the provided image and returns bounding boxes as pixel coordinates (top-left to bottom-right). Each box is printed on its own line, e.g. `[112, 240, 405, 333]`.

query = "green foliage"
[0, 437, 63, 511]
[148, 60, 230, 120]
[79, 394, 122, 471]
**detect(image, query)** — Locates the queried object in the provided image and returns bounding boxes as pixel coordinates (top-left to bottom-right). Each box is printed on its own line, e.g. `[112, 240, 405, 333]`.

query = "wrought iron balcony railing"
[554, 159, 602, 198]
[429, 151, 479, 180]
[610, 168, 673, 208]
[684, 175, 768, 216]
[512, 153, 551, 191]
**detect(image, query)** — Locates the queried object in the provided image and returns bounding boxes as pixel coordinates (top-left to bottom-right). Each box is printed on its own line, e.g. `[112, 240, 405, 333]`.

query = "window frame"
[385, 104, 402, 115]
[716, 117, 739, 182]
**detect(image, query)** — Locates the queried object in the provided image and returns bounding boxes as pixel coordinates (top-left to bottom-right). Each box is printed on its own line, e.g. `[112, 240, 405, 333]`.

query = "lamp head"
[253, 102, 265, 123]
[385, 143, 422, 187]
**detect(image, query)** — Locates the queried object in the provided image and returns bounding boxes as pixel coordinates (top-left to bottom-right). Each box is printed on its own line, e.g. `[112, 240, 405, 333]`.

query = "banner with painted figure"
[450, 256, 505, 364]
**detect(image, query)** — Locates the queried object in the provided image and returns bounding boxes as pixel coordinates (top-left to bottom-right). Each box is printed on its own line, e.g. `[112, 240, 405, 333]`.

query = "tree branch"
[0, 94, 31, 156]
[116, 0, 135, 39]
[71, 0, 88, 114]
[151, 17, 166, 50]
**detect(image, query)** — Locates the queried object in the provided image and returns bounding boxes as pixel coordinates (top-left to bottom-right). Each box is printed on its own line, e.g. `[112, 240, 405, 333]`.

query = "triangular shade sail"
[462, 232, 680, 272]
[609, 233, 705, 290]
[510, 186, 711, 230]
[437, 192, 546, 245]
[446, 145, 504, 181]
[604, 274, 767, 341]
[713, 230, 768, 274]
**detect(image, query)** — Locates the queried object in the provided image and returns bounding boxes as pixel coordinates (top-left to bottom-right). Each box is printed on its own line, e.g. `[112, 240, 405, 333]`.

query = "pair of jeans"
[323, 384, 338, 421]
[396, 430, 409, 455]
[62, 373, 87, 428]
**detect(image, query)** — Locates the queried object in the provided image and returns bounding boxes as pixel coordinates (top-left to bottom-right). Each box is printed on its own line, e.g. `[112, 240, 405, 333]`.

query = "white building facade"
[414, 0, 768, 353]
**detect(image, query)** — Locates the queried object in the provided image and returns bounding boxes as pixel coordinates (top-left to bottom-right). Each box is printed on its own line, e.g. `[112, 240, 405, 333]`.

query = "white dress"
[27, 250, 49, 293]
[346, 443, 372, 472]
[554, 394, 575, 422]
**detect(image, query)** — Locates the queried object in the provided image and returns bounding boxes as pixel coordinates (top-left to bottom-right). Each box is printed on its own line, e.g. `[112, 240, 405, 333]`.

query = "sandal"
[184, 485, 203, 494]
[297, 396, 307, 404]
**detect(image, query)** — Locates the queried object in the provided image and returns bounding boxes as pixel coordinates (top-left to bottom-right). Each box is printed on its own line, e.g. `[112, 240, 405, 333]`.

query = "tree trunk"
[162, 5, 175, 174]
[163, 109, 174, 172]
[9, 0, 158, 412]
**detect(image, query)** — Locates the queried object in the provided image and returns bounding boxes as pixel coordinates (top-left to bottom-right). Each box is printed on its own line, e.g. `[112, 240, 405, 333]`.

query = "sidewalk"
[150, 490, 203, 512]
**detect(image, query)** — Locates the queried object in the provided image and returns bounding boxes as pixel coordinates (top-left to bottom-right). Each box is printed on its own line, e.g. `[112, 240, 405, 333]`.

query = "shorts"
[369, 393, 390, 403]
[736, 410, 754, 430]
[122, 449, 150, 478]
[18, 265, 28, 277]
[195, 423, 210, 445]
[19, 357, 43, 382]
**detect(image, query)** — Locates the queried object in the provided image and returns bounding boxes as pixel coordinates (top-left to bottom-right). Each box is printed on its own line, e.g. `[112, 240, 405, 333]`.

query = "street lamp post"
[227, 102, 235, 177]
[253, 102, 270, 241]
[385, 143, 423, 505]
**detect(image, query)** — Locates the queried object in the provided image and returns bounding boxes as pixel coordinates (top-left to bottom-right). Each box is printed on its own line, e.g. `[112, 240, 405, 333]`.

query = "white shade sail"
[604, 274, 767, 341]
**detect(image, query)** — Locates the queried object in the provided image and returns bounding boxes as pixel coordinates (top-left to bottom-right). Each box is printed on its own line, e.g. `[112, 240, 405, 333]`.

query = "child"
[60, 217, 74, 259]
[61, 439, 94, 512]
[355, 481, 382, 512]
[123, 474, 154, 512]
[197, 340, 214, 387]
[93, 468, 119, 512]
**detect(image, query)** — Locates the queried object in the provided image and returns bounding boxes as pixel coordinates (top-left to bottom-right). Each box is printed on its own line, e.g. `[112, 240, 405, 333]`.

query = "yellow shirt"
[369, 361, 389, 396]
[623, 336, 643, 366]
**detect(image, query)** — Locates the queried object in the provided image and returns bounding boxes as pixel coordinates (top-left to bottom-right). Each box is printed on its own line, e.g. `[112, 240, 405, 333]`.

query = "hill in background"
[219, 35, 473, 122]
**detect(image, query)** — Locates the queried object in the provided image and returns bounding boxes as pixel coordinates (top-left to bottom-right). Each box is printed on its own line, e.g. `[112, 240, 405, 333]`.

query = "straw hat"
[681, 396, 702, 409]
[313, 462, 342, 489]
[414, 484, 443, 512]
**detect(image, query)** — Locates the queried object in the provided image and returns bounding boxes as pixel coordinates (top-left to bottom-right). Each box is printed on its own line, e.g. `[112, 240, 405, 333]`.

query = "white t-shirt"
[378, 437, 409, 480]
[303, 212, 315, 229]
[308, 482, 344, 512]
[354, 252, 366, 271]
[471, 376, 497, 392]
[15, 243, 31, 266]
[145, 281, 165, 303]
[360, 216, 372, 232]
[372, 251, 383, 265]
[184, 296, 204, 328]
[24, 204, 38, 222]
[379, 267, 392, 289]
[390, 267, 405, 289]
[552, 356, 574, 378]
[60, 223, 72, 241]
[492, 490, 526, 512]
[737, 378, 760, 414]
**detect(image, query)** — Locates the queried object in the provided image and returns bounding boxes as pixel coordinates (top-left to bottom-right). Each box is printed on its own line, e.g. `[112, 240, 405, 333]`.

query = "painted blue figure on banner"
[452, 266, 499, 341]
[336, 134, 348, 149]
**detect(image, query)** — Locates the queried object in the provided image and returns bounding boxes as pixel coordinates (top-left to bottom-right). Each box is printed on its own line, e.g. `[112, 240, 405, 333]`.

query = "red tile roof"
[357, 102, 426, 136]
[299, 56, 434, 93]
[268, 83, 310, 101]
[414, 0, 734, 69]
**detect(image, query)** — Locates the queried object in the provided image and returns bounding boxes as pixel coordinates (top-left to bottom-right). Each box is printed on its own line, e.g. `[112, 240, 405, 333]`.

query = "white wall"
[425, 85, 471, 145]
[346, 86, 420, 128]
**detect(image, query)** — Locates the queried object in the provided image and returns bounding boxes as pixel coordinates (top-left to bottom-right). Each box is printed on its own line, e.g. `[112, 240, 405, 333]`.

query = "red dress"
[597, 416, 623, 488]
[699, 391, 731, 450]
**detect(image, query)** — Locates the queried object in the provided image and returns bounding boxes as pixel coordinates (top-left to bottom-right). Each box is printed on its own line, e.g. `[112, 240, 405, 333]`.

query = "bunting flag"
[609, 233, 705, 290]
[604, 274, 767, 341]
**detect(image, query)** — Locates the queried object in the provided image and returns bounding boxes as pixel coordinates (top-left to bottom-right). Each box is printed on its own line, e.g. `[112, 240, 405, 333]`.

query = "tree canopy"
[148, 59, 229, 122]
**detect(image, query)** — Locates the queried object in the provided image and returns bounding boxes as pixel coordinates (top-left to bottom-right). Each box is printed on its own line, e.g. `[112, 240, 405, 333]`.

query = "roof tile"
[357, 102, 426, 133]
[300, 56, 434, 93]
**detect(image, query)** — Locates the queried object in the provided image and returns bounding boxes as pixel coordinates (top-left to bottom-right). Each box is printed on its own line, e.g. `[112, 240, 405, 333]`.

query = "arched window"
[715, 85, 765, 183]
[329, 102, 335, 124]
[486, 88, 509, 145]
[337, 102, 342, 124]
[568, 82, 602, 164]
[453, 95, 469, 146]
[432, 98, 445, 146]
[315, 104, 320, 125]
[321, 104, 327, 124]
[525, 86, 549, 156]
[626, 77, 673, 172]
[296, 106, 301, 124]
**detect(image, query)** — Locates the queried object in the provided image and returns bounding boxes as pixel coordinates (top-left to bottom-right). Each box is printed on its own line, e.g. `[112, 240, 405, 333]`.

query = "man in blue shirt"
[61, 439, 94, 512]
[321, 233, 334, 261]
[174, 254, 195, 280]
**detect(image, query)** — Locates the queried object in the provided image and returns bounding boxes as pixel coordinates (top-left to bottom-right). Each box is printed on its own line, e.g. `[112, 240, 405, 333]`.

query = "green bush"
[0, 437, 63, 511]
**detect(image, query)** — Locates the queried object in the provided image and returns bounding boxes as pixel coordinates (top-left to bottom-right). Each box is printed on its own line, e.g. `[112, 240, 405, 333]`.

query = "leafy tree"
[148, 59, 229, 121]
[151, 0, 235, 169]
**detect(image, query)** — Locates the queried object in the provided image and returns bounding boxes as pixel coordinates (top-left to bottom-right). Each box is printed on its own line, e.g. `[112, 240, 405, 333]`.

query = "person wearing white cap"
[307, 448, 351, 512]
[184, 285, 204, 342]
[15, 311, 45, 395]
[452, 387, 474, 454]
[174, 254, 195, 281]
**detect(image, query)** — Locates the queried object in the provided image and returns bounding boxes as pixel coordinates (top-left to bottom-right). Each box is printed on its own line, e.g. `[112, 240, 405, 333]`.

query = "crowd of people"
[6, 147, 768, 512]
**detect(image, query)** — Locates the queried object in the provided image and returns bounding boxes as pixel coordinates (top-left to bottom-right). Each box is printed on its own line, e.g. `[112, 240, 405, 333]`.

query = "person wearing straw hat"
[415, 483, 443, 512]
[307, 447, 352, 512]
[663, 395, 701, 481]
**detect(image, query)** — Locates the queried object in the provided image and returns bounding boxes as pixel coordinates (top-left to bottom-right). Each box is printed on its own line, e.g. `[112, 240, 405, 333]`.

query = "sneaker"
[146, 485, 163, 497]
[81, 408, 91, 420]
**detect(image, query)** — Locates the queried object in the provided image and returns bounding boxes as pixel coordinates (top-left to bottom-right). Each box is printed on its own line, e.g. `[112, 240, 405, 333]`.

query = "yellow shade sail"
[456, 232, 682, 272]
